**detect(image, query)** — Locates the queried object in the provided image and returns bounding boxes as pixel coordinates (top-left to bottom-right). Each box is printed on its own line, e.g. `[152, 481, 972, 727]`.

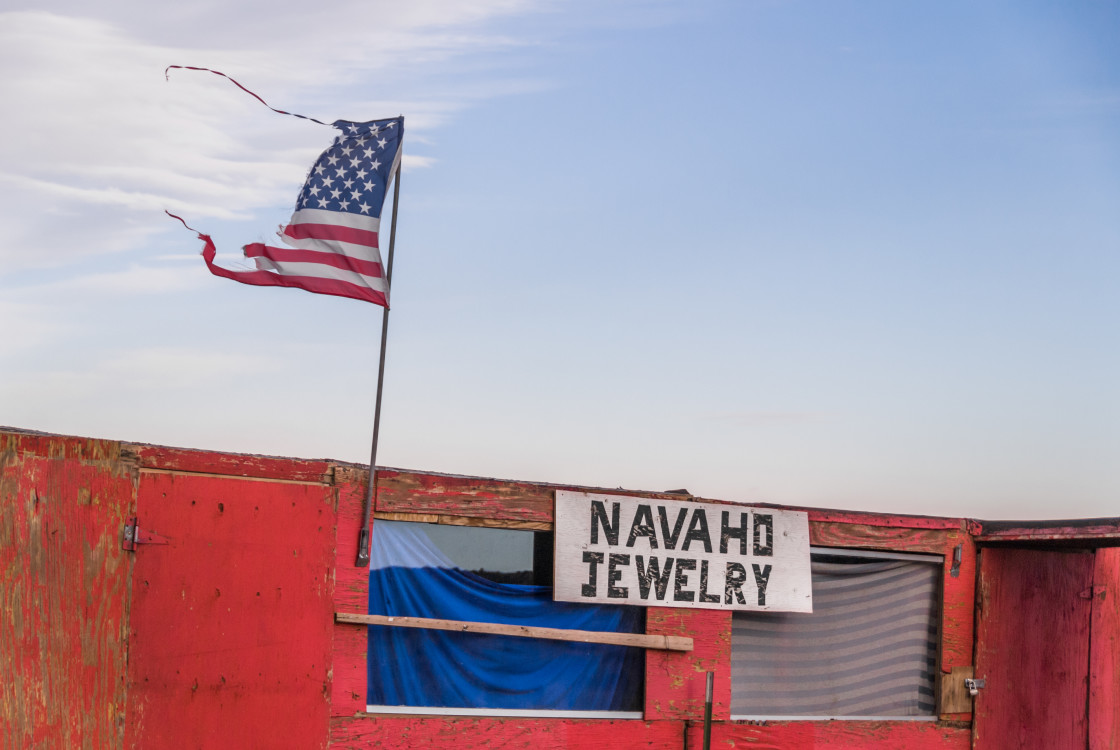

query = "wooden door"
[973, 547, 1095, 749]
[123, 470, 337, 749]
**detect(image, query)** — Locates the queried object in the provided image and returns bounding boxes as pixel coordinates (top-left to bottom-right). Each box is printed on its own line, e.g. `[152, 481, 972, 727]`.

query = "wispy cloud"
[2, 344, 282, 395]
[0, 300, 72, 350]
[97, 346, 281, 389]
[0, 2, 550, 271]
[13, 264, 211, 296]
[700, 411, 838, 425]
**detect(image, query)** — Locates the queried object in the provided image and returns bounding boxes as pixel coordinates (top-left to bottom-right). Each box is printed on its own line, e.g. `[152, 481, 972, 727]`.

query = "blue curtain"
[367, 521, 644, 710]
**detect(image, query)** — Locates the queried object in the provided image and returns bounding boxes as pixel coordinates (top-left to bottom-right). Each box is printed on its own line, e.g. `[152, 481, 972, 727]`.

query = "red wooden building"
[2, 427, 1117, 749]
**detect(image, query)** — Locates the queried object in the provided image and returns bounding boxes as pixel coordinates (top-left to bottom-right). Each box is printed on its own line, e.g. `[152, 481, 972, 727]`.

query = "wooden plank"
[810, 521, 954, 554]
[375, 469, 748, 525]
[374, 470, 556, 522]
[330, 715, 685, 749]
[373, 510, 552, 531]
[803, 507, 965, 531]
[1090, 548, 1120, 750]
[688, 719, 971, 749]
[335, 613, 693, 652]
[644, 608, 732, 721]
[436, 515, 551, 531]
[373, 511, 441, 523]
[973, 548, 1094, 749]
[138, 467, 328, 486]
[1, 432, 136, 750]
[939, 665, 975, 715]
[333, 469, 372, 717]
[972, 518, 1120, 544]
[126, 443, 333, 484]
[940, 534, 977, 721]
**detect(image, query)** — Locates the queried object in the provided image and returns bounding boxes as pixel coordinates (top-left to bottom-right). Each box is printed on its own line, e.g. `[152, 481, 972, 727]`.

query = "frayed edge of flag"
[165, 65, 329, 126]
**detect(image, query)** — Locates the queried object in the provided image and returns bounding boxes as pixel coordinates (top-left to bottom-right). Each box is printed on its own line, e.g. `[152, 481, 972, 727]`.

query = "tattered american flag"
[202, 116, 403, 307]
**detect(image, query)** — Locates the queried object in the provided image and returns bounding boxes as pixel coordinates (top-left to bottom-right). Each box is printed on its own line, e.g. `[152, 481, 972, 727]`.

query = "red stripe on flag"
[284, 222, 380, 248]
[201, 235, 388, 307]
[272, 274, 388, 306]
[244, 244, 384, 277]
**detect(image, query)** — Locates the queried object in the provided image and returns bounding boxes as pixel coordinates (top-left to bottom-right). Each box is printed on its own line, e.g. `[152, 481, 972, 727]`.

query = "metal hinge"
[1080, 585, 1107, 600]
[965, 678, 986, 697]
[122, 517, 169, 551]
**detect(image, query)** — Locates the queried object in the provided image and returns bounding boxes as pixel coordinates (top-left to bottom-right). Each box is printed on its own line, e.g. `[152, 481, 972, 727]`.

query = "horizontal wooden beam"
[372, 512, 551, 531]
[335, 612, 693, 652]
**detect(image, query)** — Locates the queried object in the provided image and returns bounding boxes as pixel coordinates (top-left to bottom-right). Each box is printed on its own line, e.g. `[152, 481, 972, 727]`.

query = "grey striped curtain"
[730, 555, 939, 717]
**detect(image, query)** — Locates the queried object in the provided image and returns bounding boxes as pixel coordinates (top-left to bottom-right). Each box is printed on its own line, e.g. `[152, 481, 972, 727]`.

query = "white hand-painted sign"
[553, 491, 812, 612]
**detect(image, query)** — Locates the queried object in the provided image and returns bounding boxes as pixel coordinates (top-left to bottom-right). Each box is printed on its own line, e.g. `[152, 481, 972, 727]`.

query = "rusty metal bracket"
[950, 544, 963, 578]
[122, 517, 169, 551]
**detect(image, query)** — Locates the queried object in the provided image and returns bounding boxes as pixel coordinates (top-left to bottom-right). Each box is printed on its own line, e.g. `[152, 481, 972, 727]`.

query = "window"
[414, 521, 553, 586]
[366, 520, 644, 717]
[730, 548, 940, 719]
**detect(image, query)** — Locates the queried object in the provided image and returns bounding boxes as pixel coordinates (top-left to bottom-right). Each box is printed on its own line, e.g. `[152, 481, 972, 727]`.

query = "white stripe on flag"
[279, 234, 384, 264]
[289, 208, 381, 233]
[253, 258, 388, 291]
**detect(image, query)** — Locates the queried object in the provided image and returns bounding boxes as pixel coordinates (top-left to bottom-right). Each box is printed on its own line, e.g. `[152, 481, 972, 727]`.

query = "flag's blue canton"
[296, 116, 402, 220]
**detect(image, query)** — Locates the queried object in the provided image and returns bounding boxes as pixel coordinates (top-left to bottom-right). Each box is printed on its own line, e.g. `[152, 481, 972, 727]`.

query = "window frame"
[728, 545, 945, 722]
[363, 513, 647, 719]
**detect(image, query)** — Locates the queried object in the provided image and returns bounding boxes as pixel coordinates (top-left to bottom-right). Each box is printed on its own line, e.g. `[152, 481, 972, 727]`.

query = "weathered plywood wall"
[0, 432, 138, 750]
[1, 431, 991, 750]
[1091, 548, 1120, 750]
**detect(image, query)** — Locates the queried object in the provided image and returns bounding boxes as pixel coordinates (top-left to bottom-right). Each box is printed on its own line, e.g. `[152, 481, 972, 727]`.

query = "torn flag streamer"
[202, 116, 403, 307]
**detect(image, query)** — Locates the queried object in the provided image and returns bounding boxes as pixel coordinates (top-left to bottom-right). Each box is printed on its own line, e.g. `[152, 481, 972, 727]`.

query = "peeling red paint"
[1, 431, 136, 750]
[129, 443, 332, 484]
[686, 720, 971, 749]
[12, 427, 1120, 748]
[644, 608, 731, 722]
[1090, 548, 1120, 750]
[331, 467, 370, 718]
[330, 716, 685, 749]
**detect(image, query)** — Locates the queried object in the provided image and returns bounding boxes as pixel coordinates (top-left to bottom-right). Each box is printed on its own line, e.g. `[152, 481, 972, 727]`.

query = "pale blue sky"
[2, 1, 1117, 519]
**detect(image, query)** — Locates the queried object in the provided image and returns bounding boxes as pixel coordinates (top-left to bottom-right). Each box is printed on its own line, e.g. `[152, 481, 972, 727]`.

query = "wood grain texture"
[373, 469, 732, 524]
[372, 510, 552, 531]
[687, 720, 971, 749]
[374, 470, 556, 521]
[939, 666, 975, 715]
[332, 469, 370, 717]
[644, 607, 731, 722]
[1090, 547, 1120, 750]
[123, 471, 336, 750]
[329, 716, 685, 749]
[810, 521, 955, 554]
[972, 518, 1120, 543]
[973, 548, 1094, 749]
[0, 431, 137, 750]
[126, 443, 332, 484]
[336, 613, 693, 651]
[939, 532, 976, 720]
[435, 515, 551, 531]
[802, 508, 964, 530]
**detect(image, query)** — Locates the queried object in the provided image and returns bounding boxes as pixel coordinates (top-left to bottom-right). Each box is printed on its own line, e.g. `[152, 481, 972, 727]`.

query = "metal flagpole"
[356, 162, 402, 567]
